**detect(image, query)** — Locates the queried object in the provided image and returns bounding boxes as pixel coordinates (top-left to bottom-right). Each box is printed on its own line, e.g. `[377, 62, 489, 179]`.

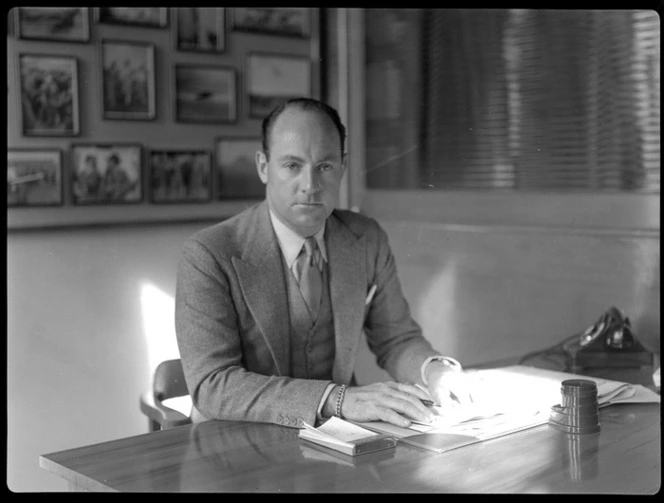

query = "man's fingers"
[344, 382, 434, 424]
[389, 381, 432, 401]
[450, 378, 475, 406]
[379, 393, 433, 423]
[377, 407, 412, 428]
[385, 382, 435, 421]
[455, 388, 474, 405]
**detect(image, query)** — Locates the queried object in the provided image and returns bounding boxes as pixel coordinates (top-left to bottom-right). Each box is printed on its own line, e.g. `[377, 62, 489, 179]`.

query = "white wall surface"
[7, 222, 213, 491]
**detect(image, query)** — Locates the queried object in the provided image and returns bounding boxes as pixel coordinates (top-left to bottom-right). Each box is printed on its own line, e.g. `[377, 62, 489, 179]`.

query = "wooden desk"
[40, 403, 659, 493]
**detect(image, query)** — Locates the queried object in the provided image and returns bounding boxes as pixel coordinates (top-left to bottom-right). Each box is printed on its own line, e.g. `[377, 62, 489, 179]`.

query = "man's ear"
[256, 150, 268, 185]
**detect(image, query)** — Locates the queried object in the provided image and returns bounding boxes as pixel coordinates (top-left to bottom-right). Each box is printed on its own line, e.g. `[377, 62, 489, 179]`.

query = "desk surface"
[40, 403, 660, 493]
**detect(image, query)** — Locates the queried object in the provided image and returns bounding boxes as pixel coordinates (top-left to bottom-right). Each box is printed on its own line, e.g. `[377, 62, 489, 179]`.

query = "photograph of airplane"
[15, 7, 90, 43]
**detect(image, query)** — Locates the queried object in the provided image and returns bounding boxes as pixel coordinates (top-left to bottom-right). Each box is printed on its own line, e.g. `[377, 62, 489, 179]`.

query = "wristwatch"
[421, 356, 463, 386]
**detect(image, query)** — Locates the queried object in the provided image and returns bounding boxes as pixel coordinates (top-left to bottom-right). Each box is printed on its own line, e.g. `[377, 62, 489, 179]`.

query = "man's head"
[108, 154, 120, 167]
[256, 98, 348, 237]
[261, 98, 346, 161]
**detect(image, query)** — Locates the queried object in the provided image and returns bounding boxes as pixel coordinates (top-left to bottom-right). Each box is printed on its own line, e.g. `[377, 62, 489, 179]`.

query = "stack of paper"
[359, 365, 660, 453]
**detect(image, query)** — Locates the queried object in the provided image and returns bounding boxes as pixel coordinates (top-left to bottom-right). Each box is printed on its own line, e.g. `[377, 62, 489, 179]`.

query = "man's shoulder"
[187, 202, 262, 253]
[331, 208, 383, 238]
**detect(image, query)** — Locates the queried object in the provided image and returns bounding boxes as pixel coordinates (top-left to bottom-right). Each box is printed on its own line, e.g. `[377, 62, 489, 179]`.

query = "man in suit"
[175, 98, 471, 429]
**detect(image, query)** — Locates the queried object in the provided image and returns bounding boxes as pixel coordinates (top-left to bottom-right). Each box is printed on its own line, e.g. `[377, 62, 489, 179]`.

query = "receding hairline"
[267, 107, 343, 155]
[262, 99, 346, 159]
[277, 106, 339, 129]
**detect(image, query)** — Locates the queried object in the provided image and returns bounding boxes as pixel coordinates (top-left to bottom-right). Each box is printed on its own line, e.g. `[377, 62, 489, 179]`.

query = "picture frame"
[232, 8, 309, 38]
[7, 149, 63, 207]
[100, 39, 156, 121]
[18, 53, 80, 137]
[173, 7, 225, 53]
[174, 64, 237, 123]
[148, 149, 213, 203]
[8, 7, 14, 37]
[215, 137, 265, 199]
[95, 7, 168, 28]
[246, 53, 311, 119]
[15, 7, 90, 43]
[70, 143, 143, 205]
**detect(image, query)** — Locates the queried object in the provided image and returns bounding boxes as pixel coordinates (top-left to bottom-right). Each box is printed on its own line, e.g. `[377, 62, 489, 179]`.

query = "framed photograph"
[173, 7, 225, 53]
[70, 143, 143, 205]
[174, 64, 237, 123]
[18, 53, 80, 137]
[95, 7, 168, 28]
[232, 8, 309, 37]
[100, 39, 156, 121]
[7, 149, 63, 207]
[215, 137, 265, 199]
[148, 149, 212, 203]
[15, 7, 90, 43]
[246, 53, 311, 118]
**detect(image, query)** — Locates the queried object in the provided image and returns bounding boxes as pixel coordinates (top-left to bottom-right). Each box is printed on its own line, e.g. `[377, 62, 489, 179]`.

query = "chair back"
[153, 358, 188, 400]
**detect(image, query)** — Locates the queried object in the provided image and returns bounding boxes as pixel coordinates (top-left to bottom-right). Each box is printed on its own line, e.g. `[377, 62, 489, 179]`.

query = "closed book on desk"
[300, 440, 397, 466]
[299, 416, 397, 456]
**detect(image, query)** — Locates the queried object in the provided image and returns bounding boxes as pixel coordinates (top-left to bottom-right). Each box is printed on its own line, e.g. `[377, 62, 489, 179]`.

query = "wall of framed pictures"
[7, 7, 321, 230]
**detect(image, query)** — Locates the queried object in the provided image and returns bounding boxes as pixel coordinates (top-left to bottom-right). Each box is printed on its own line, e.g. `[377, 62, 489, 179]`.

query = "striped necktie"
[295, 237, 323, 319]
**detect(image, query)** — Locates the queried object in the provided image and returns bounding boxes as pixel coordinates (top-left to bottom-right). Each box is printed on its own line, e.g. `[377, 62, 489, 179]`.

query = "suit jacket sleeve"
[175, 237, 330, 428]
[363, 221, 439, 385]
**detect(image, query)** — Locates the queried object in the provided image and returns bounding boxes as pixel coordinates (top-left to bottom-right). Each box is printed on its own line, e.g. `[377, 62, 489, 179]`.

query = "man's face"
[257, 108, 347, 237]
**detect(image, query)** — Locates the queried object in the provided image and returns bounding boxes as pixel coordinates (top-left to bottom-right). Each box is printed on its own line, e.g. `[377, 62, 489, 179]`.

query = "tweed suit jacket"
[175, 201, 436, 428]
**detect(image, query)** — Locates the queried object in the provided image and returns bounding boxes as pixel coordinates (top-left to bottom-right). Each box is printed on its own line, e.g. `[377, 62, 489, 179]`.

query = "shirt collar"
[269, 210, 328, 269]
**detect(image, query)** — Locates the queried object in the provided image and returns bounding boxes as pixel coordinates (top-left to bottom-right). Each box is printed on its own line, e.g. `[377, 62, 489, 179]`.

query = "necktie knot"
[304, 236, 316, 254]
[302, 237, 320, 269]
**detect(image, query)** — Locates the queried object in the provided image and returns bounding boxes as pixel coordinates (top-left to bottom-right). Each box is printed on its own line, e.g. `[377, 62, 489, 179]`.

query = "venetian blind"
[365, 9, 660, 193]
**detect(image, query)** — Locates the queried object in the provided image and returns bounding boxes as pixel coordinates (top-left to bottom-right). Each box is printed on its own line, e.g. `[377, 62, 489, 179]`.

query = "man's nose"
[300, 165, 320, 193]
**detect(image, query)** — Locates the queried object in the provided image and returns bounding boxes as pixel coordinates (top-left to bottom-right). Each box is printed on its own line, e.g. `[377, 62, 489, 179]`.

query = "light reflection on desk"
[39, 404, 659, 493]
[178, 421, 399, 492]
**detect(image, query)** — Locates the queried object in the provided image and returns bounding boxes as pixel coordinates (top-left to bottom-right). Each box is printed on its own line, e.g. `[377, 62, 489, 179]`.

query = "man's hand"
[426, 362, 475, 414]
[323, 382, 434, 428]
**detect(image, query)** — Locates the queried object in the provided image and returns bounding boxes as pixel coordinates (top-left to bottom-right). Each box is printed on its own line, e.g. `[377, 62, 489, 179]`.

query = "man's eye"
[318, 164, 333, 171]
[284, 163, 300, 170]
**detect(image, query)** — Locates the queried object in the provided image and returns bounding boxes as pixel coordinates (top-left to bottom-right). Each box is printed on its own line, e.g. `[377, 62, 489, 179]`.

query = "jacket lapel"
[326, 213, 367, 384]
[232, 203, 290, 375]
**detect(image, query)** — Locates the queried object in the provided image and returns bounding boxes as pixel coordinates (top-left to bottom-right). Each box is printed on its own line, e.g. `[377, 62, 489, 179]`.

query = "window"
[365, 9, 660, 194]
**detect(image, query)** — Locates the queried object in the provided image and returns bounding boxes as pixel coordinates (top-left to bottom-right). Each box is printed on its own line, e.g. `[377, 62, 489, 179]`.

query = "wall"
[353, 192, 660, 385]
[7, 7, 318, 492]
